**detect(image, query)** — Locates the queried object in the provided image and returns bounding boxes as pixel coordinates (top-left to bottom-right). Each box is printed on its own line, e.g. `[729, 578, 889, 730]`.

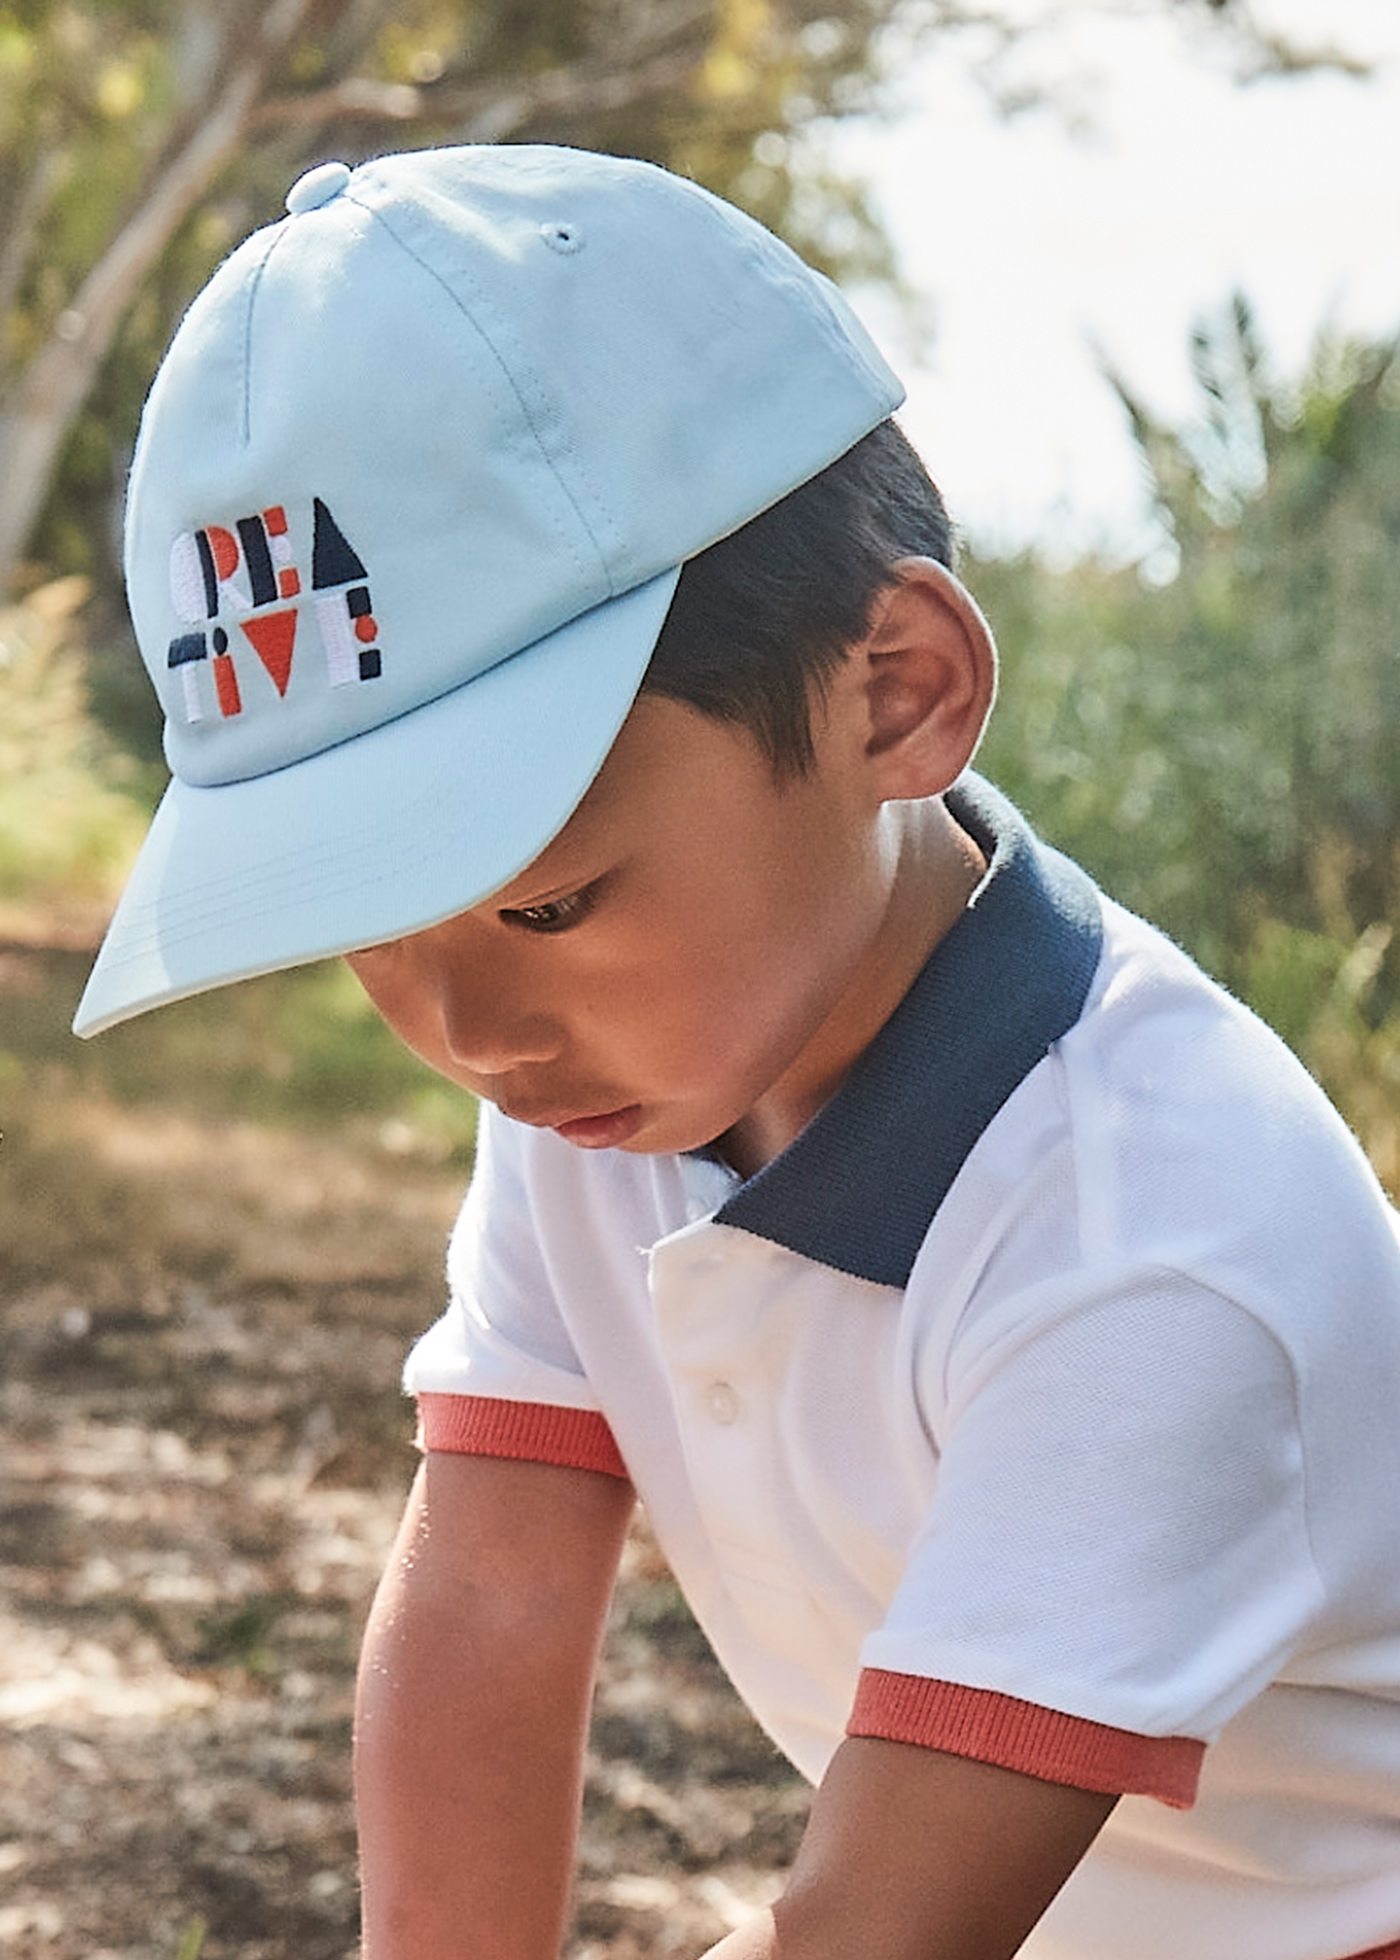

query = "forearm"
[354, 1454, 633, 1960]
[693, 1737, 1116, 1960]
[355, 1573, 584, 1957]
[695, 1896, 1019, 1960]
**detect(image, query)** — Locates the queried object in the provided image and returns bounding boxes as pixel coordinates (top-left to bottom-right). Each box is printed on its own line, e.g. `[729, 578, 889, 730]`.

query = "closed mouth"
[499, 1098, 635, 1131]
[547, 1104, 646, 1148]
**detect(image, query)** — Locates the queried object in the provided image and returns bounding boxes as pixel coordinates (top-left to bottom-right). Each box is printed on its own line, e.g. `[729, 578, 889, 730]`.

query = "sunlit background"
[841, 0, 1400, 560]
[2, 4, 1398, 1954]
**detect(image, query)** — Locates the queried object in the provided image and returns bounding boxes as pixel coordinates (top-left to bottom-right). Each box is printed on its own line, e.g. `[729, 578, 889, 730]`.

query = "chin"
[608, 1105, 719, 1160]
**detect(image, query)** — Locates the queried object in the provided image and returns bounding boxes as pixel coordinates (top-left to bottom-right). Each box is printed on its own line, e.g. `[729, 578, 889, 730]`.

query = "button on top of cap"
[284, 160, 352, 215]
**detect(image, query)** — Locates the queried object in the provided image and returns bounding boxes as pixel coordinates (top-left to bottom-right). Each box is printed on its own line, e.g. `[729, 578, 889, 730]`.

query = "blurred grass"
[174, 1918, 208, 1960]
[1237, 918, 1399, 1197]
[5, 950, 477, 1161]
[0, 578, 149, 930]
[0, 953, 477, 1322]
[1, 578, 476, 1163]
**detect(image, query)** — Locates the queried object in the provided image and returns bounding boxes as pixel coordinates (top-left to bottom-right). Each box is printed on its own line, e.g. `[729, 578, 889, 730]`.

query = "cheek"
[611, 885, 856, 1087]
[346, 956, 447, 1071]
[345, 958, 403, 1034]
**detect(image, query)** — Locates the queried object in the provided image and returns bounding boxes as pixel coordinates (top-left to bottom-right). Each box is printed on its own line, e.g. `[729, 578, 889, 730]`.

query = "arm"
[698, 1272, 1319, 1960]
[701, 1737, 1115, 1960]
[354, 1448, 634, 1960]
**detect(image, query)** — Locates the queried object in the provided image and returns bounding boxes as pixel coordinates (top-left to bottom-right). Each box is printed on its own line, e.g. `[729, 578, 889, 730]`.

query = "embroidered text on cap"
[166, 498, 381, 722]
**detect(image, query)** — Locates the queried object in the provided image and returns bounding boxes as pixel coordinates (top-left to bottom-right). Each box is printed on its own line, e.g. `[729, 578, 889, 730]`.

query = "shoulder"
[909, 891, 1400, 1380]
[1064, 898, 1398, 1288]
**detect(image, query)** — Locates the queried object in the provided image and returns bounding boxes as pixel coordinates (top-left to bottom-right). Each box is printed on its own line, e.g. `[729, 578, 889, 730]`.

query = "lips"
[492, 1087, 646, 1149]
[530, 1103, 644, 1149]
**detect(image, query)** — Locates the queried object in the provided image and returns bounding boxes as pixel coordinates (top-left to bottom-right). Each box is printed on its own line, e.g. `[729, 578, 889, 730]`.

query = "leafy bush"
[974, 304, 1400, 1191]
[0, 578, 148, 923]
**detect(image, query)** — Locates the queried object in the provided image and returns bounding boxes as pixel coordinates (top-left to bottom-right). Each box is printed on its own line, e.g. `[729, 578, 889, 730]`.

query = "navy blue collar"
[713, 775, 1104, 1288]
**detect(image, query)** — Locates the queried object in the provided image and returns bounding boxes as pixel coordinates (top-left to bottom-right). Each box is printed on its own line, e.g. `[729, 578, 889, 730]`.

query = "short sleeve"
[850, 1272, 1324, 1807]
[402, 1102, 628, 1478]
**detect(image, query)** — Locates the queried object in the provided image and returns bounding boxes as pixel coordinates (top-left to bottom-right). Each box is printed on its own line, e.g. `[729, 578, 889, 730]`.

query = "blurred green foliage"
[975, 299, 1399, 1186]
[3, 934, 479, 1162]
[173, 1918, 208, 1960]
[0, 575, 147, 911]
[0, 0, 1365, 607]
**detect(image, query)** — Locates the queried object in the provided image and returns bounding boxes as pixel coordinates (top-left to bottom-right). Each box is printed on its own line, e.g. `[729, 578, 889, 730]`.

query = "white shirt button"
[706, 1381, 742, 1425]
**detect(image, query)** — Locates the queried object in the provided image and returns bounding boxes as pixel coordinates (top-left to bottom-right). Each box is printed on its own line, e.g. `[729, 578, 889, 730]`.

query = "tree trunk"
[0, 0, 317, 596]
[0, 0, 712, 598]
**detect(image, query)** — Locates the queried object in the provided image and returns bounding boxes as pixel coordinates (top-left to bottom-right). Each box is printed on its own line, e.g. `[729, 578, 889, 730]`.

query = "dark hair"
[640, 418, 956, 777]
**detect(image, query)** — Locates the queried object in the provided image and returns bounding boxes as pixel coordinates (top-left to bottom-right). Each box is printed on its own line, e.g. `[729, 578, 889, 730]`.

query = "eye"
[502, 882, 600, 935]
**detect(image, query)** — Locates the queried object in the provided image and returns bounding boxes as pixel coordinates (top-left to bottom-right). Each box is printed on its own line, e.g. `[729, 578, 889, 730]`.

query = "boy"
[74, 145, 1400, 1960]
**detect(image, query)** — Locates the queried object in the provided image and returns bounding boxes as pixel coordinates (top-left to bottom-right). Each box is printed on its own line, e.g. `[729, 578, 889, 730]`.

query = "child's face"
[346, 684, 904, 1162]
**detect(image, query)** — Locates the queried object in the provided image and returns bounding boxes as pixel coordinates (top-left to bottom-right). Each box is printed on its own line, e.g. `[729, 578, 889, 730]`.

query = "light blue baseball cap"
[74, 144, 904, 1037]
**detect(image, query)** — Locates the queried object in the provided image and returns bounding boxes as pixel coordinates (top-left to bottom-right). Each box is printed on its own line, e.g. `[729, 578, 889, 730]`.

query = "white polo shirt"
[403, 776, 1400, 1960]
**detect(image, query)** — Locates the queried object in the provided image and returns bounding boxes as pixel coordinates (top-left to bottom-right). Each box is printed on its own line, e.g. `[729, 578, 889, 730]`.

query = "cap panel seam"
[346, 190, 612, 594]
[237, 221, 292, 449]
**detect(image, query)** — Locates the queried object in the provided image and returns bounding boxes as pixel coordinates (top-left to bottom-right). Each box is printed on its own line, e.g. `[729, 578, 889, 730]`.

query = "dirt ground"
[0, 948, 809, 1958]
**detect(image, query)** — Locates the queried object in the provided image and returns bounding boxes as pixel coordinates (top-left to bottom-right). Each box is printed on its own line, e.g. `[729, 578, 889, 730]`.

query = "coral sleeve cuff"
[415, 1392, 630, 1480]
[848, 1669, 1205, 1810]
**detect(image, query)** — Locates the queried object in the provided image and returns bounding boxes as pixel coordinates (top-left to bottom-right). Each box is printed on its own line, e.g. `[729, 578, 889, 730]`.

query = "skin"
[355, 1452, 635, 1960]
[347, 558, 995, 1178]
[351, 560, 1119, 1957]
[713, 1739, 1115, 1960]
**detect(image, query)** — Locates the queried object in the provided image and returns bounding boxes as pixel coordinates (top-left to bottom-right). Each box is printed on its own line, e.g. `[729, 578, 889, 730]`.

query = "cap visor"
[73, 568, 680, 1037]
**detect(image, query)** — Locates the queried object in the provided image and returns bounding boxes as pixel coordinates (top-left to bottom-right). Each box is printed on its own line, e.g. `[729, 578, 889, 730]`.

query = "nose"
[432, 944, 563, 1078]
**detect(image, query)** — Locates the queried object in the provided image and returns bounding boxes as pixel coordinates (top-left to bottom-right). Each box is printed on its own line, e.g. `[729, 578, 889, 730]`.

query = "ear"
[855, 558, 998, 801]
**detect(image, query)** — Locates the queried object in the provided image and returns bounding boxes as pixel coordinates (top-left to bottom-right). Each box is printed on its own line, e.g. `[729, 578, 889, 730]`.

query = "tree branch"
[252, 76, 424, 128]
[250, 0, 718, 137]
[0, 0, 319, 591]
[0, 144, 70, 378]
[451, 46, 705, 144]
[168, 0, 229, 120]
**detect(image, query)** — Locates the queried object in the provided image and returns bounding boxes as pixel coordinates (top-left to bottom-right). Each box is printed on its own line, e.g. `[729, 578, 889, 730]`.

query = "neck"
[719, 796, 987, 1179]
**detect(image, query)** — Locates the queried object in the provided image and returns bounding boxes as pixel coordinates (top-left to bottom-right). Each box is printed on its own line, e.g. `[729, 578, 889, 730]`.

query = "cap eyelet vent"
[540, 220, 584, 255]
